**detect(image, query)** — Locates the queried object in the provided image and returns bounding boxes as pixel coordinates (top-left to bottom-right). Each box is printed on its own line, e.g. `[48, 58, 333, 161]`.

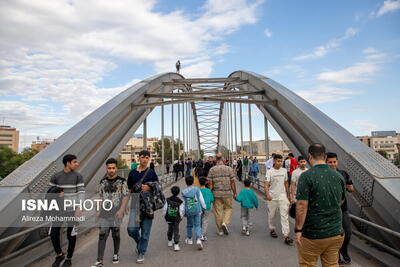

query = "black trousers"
[175, 172, 179, 182]
[167, 222, 180, 244]
[340, 211, 352, 258]
[50, 223, 77, 259]
[237, 170, 242, 181]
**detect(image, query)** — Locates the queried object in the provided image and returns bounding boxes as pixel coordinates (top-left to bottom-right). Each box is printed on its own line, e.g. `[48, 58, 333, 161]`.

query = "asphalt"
[30, 178, 379, 267]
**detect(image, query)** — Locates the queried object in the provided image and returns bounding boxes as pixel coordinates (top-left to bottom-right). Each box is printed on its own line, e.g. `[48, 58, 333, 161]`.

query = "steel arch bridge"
[0, 71, 399, 261]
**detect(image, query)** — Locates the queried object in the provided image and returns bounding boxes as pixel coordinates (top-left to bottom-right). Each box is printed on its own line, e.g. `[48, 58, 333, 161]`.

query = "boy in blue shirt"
[182, 176, 206, 250]
[235, 179, 259, 236]
[199, 177, 214, 241]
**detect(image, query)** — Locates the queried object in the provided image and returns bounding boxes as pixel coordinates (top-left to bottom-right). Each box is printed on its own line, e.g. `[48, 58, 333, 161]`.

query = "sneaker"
[343, 255, 352, 264]
[241, 226, 246, 235]
[168, 240, 173, 247]
[136, 254, 144, 264]
[185, 238, 193, 245]
[52, 253, 65, 267]
[201, 235, 207, 241]
[196, 239, 203, 250]
[112, 254, 119, 264]
[62, 259, 72, 267]
[284, 236, 294, 245]
[245, 230, 250, 236]
[174, 244, 180, 251]
[338, 259, 345, 267]
[92, 262, 103, 267]
[218, 232, 224, 236]
[221, 223, 229, 235]
[270, 230, 278, 238]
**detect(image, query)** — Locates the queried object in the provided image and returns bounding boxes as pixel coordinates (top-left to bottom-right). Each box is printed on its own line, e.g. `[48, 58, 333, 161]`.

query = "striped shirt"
[207, 163, 235, 198]
[49, 170, 85, 210]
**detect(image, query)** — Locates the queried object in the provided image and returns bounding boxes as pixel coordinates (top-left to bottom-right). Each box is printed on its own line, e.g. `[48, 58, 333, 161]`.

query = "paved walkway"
[31, 179, 378, 267]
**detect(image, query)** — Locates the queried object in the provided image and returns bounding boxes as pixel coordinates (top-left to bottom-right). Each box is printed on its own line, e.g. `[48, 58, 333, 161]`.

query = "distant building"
[0, 125, 19, 152]
[371, 131, 397, 138]
[242, 140, 290, 160]
[119, 137, 159, 166]
[357, 131, 400, 162]
[31, 138, 55, 152]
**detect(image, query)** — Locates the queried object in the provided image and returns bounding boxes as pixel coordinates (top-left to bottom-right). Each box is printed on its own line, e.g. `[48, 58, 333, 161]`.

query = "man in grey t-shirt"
[49, 154, 85, 267]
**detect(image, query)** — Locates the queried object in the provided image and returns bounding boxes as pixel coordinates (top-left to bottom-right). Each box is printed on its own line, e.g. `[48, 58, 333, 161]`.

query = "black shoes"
[52, 253, 65, 267]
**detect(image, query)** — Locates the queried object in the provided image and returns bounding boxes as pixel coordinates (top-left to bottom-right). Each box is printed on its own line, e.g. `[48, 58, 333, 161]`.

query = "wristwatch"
[294, 228, 303, 233]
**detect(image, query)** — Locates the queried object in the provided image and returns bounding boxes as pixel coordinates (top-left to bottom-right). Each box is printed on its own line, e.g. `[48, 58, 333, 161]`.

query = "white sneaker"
[218, 231, 224, 236]
[196, 239, 203, 250]
[200, 235, 207, 241]
[242, 226, 246, 235]
[174, 244, 180, 251]
[185, 238, 193, 245]
[246, 230, 250, 236]
[168, 240, 173, 247]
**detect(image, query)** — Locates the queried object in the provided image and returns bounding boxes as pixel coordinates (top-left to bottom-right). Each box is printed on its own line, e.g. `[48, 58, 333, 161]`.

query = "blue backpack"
[184, 191, 201, 216]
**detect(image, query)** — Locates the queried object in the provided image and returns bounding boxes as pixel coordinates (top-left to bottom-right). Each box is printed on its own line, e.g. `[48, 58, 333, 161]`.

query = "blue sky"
[0, 0, 399, 151]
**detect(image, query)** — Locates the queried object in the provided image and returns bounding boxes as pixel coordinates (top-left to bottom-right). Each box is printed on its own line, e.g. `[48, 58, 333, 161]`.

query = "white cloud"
[293, 27, 357, 60]
[351, 120, 379, 135]
[316, 52, 386, 84]
[264, 28, 272, 37]
[267, 64, 306, 79]
[296, 86, 361, 104]
[376, 0, 400, 16]
[363, 47, 378, 54]
[0, 0, 264, 141]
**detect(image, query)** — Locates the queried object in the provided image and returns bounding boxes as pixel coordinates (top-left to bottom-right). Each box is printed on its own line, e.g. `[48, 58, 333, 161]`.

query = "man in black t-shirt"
[127, 150, 159, 264]
[92, 158, 129, 267]
[327, 152, 354, 265]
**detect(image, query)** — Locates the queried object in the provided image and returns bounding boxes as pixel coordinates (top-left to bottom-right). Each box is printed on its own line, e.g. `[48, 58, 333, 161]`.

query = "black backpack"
[165, 198, 182, 223]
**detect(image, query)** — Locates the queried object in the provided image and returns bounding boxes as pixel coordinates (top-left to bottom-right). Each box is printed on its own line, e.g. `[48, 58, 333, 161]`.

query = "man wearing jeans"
[295, 144, 345, 267]
[207, 153, 236, 236]
[127, 150, 159, 264]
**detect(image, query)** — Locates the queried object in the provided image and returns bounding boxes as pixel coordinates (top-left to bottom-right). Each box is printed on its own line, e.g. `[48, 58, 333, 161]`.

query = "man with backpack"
[182, 176, 206, 250]
[127, 150, 163, 264]
[163, 186, 185, 251]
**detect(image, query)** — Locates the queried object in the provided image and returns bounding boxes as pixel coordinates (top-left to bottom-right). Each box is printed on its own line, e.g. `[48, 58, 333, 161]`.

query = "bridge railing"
[0, 168, 180, 266]
[242, 172, 400, 258]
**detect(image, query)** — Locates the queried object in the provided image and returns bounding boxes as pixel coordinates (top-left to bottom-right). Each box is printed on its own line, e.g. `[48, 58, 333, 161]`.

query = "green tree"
[153, 138, 184, 164]
[377, 150, 388, 159]
[117, 156, 129, 169]
[394, 154, 400, 166]
[0, 146, 39, 179]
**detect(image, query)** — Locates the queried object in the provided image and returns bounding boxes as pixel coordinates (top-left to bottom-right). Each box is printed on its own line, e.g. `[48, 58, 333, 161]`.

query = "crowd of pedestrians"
[48, 143, 354, 267]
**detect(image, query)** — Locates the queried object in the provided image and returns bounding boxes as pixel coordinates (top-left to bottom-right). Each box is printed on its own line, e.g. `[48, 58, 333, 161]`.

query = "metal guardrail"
[0, 169, 180, 264]
[242, 172, 400, 258]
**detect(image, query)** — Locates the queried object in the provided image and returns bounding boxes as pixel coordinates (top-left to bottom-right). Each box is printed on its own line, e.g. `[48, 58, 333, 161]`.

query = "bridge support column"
[161, 104, 165, 180]
[172, 104, 175, 166]
[248, 104, 253, 156]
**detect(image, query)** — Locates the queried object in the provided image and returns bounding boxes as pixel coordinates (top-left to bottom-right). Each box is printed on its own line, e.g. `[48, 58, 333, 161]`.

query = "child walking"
[199, 177, 214, 241]
[163, 186, 185, 252]
[235, 179, 259, 236]
[182, 176, 206, 250]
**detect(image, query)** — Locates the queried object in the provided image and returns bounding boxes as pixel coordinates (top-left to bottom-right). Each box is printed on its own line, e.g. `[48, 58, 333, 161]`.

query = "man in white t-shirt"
[290, 156, 308, 202]
[264, 154, 293, 245]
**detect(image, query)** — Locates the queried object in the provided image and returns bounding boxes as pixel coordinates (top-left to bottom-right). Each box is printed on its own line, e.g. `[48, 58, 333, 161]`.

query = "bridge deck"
[30, 179, 377, 267]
